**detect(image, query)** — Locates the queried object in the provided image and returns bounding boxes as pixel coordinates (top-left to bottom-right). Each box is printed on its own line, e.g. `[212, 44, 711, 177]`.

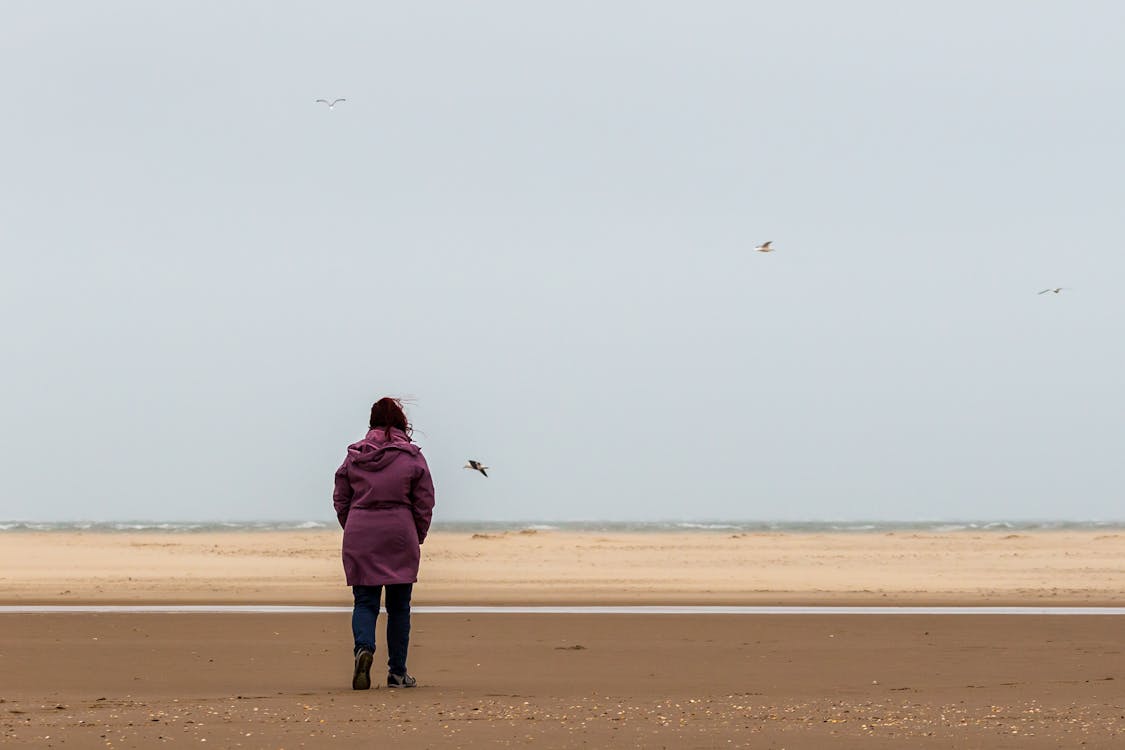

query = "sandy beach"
[2, 530, 1123, 748]
[2, 529, 1124, 605]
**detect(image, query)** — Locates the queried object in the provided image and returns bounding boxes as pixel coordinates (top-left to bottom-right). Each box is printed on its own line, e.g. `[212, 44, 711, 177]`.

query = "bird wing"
[332, 98, 346, 105]
[468, 460, 479, 469]
[1037, 289, 1050, 294]
[480, 468, 488, 477]
[315, 99, 329, 104]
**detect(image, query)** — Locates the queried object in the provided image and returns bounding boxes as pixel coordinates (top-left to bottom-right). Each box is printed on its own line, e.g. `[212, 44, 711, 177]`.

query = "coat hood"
[347, 428, 420, 471]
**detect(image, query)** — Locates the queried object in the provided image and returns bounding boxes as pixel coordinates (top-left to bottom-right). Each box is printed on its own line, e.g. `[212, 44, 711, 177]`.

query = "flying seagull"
[755, 241, 774, 253]
[1037, 287, 1067, 295]
[315, 98, 347, 109]
[463, 460, 489, 478]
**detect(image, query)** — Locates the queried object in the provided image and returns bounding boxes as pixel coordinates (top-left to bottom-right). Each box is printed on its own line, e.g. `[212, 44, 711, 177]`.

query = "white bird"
[1037, 287, 1067, 295]
[463, 460, 489, 478]
[755, 241, 774, 253]
[315, 98, 347, 109]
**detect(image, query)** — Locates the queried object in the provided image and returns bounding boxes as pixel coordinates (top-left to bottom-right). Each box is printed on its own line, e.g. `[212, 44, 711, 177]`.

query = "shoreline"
[4, 604, 1125, 614]
[5, 520, 1125, 533]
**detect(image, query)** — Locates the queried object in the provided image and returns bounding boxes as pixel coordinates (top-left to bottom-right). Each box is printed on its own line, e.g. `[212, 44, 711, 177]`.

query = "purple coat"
[332, 428, 436, 586]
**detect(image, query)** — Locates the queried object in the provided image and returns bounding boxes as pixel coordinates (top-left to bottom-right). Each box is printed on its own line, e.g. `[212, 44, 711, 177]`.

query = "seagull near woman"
[315, 98, 347, 109]
[755, 241, 774, 253]
[463, 460, 490, 478]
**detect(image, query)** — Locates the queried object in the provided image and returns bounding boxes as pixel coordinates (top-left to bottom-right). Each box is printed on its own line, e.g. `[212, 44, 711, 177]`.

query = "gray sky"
[2, 1, 1123, 522]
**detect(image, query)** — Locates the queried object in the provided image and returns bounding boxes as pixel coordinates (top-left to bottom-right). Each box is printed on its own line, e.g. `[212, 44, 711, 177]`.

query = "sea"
[0, 520, 1122, 534]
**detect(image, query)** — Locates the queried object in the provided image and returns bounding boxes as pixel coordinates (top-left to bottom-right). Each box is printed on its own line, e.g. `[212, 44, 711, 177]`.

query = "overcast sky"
[2, 1, 1123, 522]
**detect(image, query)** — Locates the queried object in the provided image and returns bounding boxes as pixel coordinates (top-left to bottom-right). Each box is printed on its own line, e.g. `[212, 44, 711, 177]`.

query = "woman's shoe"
[387, 672, 417, 688]
[352, 649, 374, 690]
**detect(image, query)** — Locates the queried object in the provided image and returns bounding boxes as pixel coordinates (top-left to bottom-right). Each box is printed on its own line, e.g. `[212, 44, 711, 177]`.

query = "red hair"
[369, 397, 411, 440]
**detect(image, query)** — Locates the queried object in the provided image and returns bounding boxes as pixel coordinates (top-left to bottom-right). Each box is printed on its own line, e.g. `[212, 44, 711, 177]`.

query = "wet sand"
[1, 612, 1122, 748]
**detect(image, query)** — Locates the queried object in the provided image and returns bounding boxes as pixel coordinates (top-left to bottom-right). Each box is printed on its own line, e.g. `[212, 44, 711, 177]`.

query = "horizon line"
[3, 518, 1124, 525]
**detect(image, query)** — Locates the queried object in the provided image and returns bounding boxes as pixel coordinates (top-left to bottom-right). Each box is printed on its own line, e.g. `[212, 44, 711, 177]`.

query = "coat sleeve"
[332, 457, 354, 529]
[410, 453, 436, 544]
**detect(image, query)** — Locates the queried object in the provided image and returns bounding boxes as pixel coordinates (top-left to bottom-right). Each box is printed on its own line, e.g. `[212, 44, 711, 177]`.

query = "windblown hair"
[369, 397, 411, 440]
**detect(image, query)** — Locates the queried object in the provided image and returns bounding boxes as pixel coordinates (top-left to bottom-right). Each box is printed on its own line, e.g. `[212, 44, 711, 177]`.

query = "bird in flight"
[755, 241, 774, 253]
[464, 460, 490, 478]
[315, 98, 347, 109]
[1037, 287, 1067, 295]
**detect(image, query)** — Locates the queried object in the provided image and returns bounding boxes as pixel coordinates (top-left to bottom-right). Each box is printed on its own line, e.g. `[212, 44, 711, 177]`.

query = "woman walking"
[333, 397, 436, 690]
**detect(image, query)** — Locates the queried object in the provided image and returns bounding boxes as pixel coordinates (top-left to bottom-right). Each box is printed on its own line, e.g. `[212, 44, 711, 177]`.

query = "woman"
[333, 397, 435, 690]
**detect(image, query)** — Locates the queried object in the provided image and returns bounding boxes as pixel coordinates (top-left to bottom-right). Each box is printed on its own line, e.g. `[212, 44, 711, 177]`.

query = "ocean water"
[0, 520, 1122, 534]
[4, 605, 1125, 615]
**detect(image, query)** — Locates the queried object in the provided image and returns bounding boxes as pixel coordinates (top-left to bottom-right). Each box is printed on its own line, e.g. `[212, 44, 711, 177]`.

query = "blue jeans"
[351, 583, 413, 676]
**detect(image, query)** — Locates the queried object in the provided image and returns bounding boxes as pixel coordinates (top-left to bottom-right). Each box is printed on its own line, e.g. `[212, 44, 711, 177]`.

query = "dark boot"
[352, 649, 374, 690]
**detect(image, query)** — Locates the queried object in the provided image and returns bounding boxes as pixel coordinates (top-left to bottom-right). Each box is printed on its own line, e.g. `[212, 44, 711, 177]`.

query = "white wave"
[5, 519, 1125, 534]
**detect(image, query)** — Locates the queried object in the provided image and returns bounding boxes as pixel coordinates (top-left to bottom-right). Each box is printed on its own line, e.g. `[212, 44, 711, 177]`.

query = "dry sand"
[2, 529, 1124, 605]
[1, 530, 1123, 747]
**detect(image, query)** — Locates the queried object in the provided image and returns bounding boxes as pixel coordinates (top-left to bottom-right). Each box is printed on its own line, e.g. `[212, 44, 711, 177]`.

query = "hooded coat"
[333, 427, 436, 586]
